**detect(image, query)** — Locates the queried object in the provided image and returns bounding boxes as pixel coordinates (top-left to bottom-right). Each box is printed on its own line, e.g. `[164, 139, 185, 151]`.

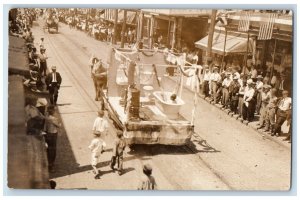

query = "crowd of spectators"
[9, 9, 62, 174]
[56, 9, 136, 45]
[199, 59, 292, 142]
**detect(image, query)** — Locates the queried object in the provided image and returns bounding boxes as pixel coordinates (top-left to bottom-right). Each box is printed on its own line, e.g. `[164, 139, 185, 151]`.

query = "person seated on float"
[169, 93, 178, 104]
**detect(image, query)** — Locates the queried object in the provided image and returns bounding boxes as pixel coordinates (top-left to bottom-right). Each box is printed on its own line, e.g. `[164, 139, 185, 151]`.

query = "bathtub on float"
[152, 91, 185, 119]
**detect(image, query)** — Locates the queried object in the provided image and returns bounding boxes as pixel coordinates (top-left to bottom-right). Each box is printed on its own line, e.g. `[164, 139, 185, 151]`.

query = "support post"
[120, 9, 127, 48]
[270, 39, 277, 81]
[149, 15, 155, 49]
[221, 28, 228, 72]
[171, 18, 177, 49]
[113, 9, 118, 45]
[206, 10, 217, 65]
[242, 32, 250, 75]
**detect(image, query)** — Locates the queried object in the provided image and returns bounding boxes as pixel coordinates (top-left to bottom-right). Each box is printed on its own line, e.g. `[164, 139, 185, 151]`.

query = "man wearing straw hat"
[242, 79, 256, 122]
[257, 85, 271, 129]
[210, 65, 221, 104]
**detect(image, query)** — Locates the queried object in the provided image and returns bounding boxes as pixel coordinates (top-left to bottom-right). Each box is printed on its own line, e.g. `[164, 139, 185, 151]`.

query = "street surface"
[31, 19, 291, 190]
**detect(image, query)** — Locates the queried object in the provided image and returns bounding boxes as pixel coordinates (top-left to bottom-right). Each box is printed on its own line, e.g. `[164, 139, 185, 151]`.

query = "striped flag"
[238, 11, 251, 32]
[258, 13, 277, 40]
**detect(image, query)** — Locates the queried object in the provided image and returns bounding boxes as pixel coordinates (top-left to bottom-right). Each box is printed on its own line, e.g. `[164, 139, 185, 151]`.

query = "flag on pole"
[238, 11, 251, 32]
[258, 13, 277, 40]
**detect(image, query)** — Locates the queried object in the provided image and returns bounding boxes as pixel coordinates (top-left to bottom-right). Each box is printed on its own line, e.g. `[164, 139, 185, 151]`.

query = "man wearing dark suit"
[45, 66, 62, 105]
[275, 73, 291, 96]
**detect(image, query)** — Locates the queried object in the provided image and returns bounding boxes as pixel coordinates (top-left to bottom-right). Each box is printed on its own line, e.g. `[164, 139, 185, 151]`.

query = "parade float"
[103, 46, 201, 145]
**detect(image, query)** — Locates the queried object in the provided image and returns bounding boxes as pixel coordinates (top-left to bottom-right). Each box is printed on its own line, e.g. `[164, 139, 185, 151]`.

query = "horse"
[91, 60, 107, 103]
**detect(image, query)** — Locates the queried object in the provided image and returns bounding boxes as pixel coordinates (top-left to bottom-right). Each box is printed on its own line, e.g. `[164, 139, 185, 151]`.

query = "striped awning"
[195, 31, 253, 55]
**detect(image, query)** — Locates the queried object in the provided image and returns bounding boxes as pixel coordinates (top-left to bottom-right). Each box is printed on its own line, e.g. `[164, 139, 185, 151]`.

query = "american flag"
[258, 13, 277, 40]
[238, 11, 251, 32]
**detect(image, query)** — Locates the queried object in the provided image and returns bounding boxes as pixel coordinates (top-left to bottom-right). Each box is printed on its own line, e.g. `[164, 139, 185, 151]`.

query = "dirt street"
[31, 20, 291, 190]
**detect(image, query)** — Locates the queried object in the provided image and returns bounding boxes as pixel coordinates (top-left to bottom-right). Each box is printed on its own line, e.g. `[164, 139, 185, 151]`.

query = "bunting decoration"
[257, 13, 277, 40]
[238, 11, 251, 32]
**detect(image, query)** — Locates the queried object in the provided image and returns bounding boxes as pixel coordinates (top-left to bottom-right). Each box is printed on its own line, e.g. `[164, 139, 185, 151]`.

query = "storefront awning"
[195, 31, 253, 55]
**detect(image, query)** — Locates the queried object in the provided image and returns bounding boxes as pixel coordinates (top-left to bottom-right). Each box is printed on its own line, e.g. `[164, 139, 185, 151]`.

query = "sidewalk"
[165, 75, 291, 147]
[7, 35, 50, 189]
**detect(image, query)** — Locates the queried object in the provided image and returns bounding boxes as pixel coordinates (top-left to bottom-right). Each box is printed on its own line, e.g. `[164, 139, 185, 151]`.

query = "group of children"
[88, 110, 157, 190]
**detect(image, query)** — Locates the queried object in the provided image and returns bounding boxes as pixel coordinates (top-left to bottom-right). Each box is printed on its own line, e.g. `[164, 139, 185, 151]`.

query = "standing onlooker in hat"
[276, 73, 291, 96]
[88, 130, 106, 179]
[221, 72, 232, 107]
[39, 37, 45, 50]
[110, 130, 127, 175]
[283, 109, 292, 142]
[92, 110, 108, 136]
[272, 90, 292, 136]
[238, 79, 247, 117]
[138, 164, 157, 190]
[229, 76, 241, 114]
[210, 66, 221, 104]
[202, 67, 211, 97]
[250, 64, 258, 82]
[257, 85, 271, 129]
[44, 105, 61, 172]
[255, 75, 264, 114]
[39, 48, 48, 77]
[242, 79, 255, 122]
[264, 88, 278, 132]
[45, 66, 62, 105]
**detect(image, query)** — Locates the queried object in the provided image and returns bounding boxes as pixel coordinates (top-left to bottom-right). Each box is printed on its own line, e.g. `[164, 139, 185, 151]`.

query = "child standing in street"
[88, 132, 106, 179]
[110, 131, 127, 175]
[137, 164, 157, 190]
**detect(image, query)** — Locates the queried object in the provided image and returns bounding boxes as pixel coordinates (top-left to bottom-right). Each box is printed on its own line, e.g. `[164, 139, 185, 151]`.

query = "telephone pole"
[206, 10, 217, 65]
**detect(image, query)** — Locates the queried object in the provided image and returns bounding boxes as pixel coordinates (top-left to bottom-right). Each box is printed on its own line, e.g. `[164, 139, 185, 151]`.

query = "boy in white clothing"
[88, 132, 106, 179]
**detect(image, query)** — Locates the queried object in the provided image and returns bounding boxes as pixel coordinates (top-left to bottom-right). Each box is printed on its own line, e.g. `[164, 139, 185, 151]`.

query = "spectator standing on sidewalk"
[283, 109, 292, 142]
[242, 79, 255, 122]
[272, 90, 292, 136]
[110, 131, 127, 175]
[45, 66, 62, 105]
[138, 164, 157, 190]
[202, 67, 211, 98]
[257, 85, 271, 129]
[210, 66, 221, 104]
[39, 48, 48, 77]
[229, 76, 240, 114]
[221, 72, 232, 108]
[255, 75, 264, 114]
[264, 88, 278, 132]
[38, 37, 45, 50]
[44, 105, 61, 172]
[88, 131, 106, 179]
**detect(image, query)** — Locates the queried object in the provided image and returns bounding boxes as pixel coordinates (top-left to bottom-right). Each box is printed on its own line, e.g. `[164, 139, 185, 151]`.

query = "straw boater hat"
[247, 79, 253, 85]
[263, 84, 271, 89]
[257, 75, 263, 79]
[233, 76, 239, 80]
[51, 66, 57, 70]
[213, 66, 219, 71]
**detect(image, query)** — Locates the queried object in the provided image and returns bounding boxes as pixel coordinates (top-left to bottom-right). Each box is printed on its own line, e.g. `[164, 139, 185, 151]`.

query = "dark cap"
[143, 164, 152, 174]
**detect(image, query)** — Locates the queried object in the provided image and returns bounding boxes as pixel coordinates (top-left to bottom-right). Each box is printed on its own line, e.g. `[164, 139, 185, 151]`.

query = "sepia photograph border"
[2, 2, 298, 197]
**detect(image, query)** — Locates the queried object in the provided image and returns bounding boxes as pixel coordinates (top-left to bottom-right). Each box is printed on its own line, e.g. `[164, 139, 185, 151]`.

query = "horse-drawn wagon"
[45, 11, 59, 33]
